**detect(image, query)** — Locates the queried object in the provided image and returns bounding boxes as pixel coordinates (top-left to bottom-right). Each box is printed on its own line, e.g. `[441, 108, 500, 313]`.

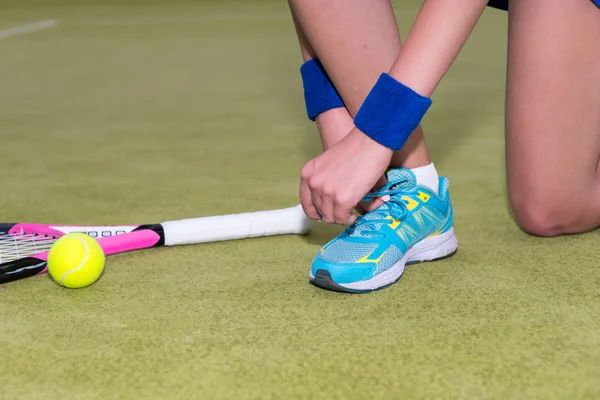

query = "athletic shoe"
[309, 168, 458, 293]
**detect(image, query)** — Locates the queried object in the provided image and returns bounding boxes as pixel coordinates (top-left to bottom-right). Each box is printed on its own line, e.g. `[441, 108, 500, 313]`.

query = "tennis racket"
[0, 204, 311, 284]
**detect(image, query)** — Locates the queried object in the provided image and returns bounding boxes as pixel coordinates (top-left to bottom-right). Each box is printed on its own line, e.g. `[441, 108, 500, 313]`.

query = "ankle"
[389, 153, 431, 169]
[410, 163, 439, 195]
[388, 126, 431, 168]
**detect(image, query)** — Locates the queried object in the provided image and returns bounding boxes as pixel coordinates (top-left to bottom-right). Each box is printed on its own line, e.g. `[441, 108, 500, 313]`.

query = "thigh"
[505, 0, 600, 198]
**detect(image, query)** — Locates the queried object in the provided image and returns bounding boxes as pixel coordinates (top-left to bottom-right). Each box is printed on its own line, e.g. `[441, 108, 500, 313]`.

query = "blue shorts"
[487, 0, 599, 10]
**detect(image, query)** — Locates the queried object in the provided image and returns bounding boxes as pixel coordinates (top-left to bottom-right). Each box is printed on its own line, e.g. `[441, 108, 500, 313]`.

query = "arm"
[390, 0, 489, 96]
[300, 0, 490, 224]
[350, 0, 490, 152]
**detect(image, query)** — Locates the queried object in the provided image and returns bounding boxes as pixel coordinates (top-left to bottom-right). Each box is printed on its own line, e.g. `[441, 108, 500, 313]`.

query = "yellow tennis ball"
[47, 233, 105, 288]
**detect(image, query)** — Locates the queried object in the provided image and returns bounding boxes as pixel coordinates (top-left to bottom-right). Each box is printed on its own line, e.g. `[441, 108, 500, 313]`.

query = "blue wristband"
[300, 59, 345, 121]
[354, 73, 432, 150]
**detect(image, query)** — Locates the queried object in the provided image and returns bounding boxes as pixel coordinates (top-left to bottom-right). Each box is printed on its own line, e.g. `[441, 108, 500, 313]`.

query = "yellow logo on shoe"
[416, 192, 430, 202]
[385, 215, 401, 229]
[401, 196, 420, 211]
[400, 192, 430, 211]
[356, 249, 387, 264]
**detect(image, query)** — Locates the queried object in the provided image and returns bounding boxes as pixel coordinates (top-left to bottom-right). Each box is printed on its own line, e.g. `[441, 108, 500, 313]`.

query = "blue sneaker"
[309, 168, 458, 293]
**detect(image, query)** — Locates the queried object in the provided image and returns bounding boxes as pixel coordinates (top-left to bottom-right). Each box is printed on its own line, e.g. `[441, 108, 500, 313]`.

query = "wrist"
[352, 128, 394, 158]
[316, 108, 355, 150]
[354, 73, 432, 151]
[300, 59, 345, 121]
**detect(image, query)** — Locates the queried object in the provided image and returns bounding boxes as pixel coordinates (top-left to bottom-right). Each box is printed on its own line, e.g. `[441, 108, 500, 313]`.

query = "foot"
[309, 168, 458, 293]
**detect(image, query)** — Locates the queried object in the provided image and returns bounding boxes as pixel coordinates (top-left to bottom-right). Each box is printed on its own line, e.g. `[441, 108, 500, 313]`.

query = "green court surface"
[1, 1, 599, 399]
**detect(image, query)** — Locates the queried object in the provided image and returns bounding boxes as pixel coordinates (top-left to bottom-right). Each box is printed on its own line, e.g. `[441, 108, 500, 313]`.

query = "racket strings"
[0, 233, 57, 263]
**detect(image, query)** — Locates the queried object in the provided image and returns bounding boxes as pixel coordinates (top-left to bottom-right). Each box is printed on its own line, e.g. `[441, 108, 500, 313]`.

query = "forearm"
[389, 0, 489, 96]
[292, 5, 354, 150]
[351, 0, 488, 152]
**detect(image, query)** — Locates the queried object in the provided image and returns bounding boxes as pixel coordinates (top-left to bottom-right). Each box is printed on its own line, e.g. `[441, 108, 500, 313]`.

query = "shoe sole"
[309, 227, 458, 294]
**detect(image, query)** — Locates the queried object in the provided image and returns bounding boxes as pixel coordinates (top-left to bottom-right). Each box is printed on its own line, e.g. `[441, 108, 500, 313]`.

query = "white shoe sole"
[309, 227, 458, 293]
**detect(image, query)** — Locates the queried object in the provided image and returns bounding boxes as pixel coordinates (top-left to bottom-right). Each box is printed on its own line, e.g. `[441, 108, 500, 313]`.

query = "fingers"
[362, 195, 390, 212]
[354, 203, 367, 215]
[301, 163, 355, 224]
[335, 208, 357, 225]
[300, 149, 381, 225]
[333, 193, 358, 225]
[310, 177, 333, 223]
[299, 162, 320, 220]
[302, 164, 386, 223]
[359, 174, 390, 212]
[319, 189, 335, 224]
[311, 188, 324, 221]
[334, 206, 357, 225]
[316, 180, 355, 225]
[301, 160, 336, 223]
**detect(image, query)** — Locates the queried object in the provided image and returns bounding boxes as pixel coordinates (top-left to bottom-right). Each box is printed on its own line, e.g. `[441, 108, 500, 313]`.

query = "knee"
[508, 185, 586, 237]
[510, 199, 563, 237]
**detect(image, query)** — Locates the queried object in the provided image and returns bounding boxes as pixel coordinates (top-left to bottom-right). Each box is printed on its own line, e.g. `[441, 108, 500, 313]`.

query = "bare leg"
[505, 0, 600, 236]
[289, 0, 431, 169]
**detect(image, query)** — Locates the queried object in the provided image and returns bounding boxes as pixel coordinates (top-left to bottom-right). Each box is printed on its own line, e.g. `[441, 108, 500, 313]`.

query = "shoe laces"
[348, 178, 412, 238]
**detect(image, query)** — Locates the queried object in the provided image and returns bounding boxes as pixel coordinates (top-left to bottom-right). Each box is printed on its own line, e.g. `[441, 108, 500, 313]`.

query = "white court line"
[0, 19, 58, 40]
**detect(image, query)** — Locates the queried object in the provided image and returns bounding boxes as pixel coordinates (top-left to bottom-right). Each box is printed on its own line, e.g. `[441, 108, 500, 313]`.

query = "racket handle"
[161, 204, 312, 246]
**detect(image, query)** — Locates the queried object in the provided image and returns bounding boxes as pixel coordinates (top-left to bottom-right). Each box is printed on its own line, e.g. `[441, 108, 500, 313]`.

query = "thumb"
[360, 194, 390, 213]
[360, 174, 390, 212]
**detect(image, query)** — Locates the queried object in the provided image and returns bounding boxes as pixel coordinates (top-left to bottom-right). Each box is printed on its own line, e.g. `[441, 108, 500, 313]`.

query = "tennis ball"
[47, 233, 105, 288]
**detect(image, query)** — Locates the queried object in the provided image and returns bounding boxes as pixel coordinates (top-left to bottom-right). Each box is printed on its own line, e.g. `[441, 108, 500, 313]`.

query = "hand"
[300, 128, 393, 224]
[314, 109, 390, 216]
[355, 175, 390, 215]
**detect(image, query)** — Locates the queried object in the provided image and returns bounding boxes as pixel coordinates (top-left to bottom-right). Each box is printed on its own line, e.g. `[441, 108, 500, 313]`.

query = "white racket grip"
[161, 204, 312, 246]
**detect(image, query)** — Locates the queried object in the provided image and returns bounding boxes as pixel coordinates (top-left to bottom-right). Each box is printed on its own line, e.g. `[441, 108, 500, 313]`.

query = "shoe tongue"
[386, 168, 416, 190]
[349, 168, 416, 238]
